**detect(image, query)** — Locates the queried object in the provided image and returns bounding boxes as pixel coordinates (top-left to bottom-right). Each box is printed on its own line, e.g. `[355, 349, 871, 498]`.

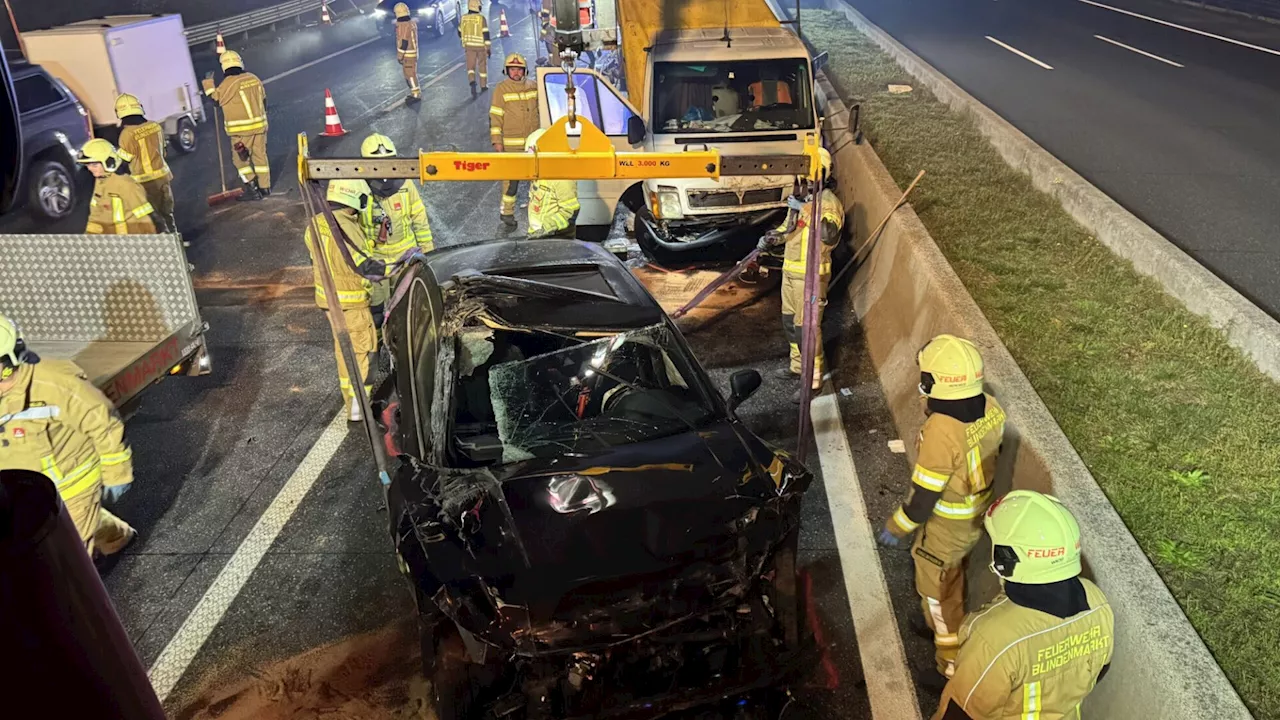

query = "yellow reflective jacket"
[780, 188, 843, 277]
[396, 17, 419, 58]
[933, 580, 1115, 720]
[490, 78, 539, 149]
[86, 174, 155, 235]
[305, 208, 372, 309]
[360, 182, 434, 269]
[890, 394, 1005, 536]
[117, 121, 172, 184]
[528, 179, 579, 235]
[459, 11, 490, 48]
[204, 72, 268, 136]
[0, 360, 134, 540]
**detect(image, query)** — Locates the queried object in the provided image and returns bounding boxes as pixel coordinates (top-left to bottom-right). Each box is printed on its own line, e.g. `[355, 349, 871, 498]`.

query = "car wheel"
[433, 10, 445, 35]
[27, 158, 76, 222]
[173, 117, 198, 154]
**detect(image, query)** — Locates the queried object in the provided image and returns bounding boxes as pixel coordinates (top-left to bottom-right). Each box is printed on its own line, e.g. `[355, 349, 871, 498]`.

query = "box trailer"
[22, 15, 205, 153]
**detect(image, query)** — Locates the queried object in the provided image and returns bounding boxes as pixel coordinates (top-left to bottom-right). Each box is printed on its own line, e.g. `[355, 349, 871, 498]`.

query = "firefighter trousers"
[912, 518, 984, 676]
[780, 271, 828, 387]
[63, 483, 135, 556]
[141, 178, 176, 233]
[229, 133, 271, 190]
[401, 56, 420, 97]
[329, 307, 376, 403]
[501, 146, 524, 218]
[465, 47, 489, 88]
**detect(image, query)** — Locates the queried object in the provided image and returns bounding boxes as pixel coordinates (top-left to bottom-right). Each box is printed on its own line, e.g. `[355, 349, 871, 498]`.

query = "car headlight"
[654, 185, 683, 220]
[374, 8, 388, 18]
[419, 6, 433, 15]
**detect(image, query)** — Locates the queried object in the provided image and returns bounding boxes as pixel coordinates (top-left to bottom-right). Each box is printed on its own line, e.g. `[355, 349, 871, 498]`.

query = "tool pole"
[796, 173, 825, 464]
[831, 169, 924, 288]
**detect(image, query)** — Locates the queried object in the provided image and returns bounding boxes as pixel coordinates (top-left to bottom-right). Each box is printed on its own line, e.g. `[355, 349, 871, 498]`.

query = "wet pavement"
[0, 4, 947, 717]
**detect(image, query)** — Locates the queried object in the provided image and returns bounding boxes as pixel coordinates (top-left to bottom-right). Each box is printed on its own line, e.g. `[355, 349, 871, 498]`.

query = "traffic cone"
[321, 2, 332, 25]
[215, 31, 225, 55]
[499, 9, 511, 37]
[320, 89, 346, 137]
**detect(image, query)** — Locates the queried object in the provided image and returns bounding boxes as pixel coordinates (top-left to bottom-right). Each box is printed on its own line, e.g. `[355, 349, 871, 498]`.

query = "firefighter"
[539, 0, 556, 61]
[877, 334, 1007, 679]
[76, 139, 156, 235]
[525, 129, 579, 239]
[490, 53, 538, 227]
[933, 491, 1114, 720]
[114, 93, 177, 233]
[359, 133, 434, 318]
[202, 50, 270, 200]
[0, 313, 137, 557]
[758, 147, 842, 402]
[459, 0, 491, 97]
[393, 2, 421, 100]
[304, 179, 378, 422]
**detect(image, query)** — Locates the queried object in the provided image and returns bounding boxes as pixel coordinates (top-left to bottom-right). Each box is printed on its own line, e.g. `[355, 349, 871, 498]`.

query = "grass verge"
[804, 10, 1280, 717]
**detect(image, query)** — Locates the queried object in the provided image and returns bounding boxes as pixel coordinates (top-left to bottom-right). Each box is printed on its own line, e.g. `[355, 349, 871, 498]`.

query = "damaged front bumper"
[636, 209, 788, 268]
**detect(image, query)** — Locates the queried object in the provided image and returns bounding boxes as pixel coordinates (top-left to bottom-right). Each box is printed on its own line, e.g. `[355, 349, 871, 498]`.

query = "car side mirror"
[728, 369, 762, 411]
[627, 115, 646, 145]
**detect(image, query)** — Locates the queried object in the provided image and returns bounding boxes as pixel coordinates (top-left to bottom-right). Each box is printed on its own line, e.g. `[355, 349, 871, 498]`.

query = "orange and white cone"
[215, 31, 226, 55]
[499, 9, 511, 37]
[321, 2, 332, 25]
[321, 89, 347, 137]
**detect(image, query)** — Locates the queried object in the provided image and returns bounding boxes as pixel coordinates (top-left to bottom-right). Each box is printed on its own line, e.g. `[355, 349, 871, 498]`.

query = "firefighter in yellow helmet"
[304, 179, 378, 422]
[877, 334, 1007, 678]
[76, 139, 156, 235]
[524, 129, 579, 239]
[0, 313, 137, 556]
[114, 93, 177, 233]
[490, 53, 538, 227]
[392, 3, 422, 100]
[458, 0, 491, 96]
[933, 491, 1114, 720]
[358, 133, 434, 320]
[757, 147, 843, 403]
[202, 49, 270, 200]
[539, 0, 557, 61]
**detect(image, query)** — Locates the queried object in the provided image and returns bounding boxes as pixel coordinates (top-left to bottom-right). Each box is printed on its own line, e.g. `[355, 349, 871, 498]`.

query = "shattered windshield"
[451, 324, 716, 466]
[653, 58, 814, 134]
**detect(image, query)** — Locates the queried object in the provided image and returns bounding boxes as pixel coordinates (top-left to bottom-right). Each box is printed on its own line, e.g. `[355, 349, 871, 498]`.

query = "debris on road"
[887, 439, 906, 454]
[887, 84, 913, 94]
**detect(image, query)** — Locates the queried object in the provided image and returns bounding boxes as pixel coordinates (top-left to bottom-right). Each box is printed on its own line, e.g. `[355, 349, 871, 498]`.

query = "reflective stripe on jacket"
[208, 73, 268, 135]
[117, 121, 172, 184]
[780, 187, 844, 276]
[360, 183, 435, 269]
[305, 208, 372, 308]
[490, 78, 539, 146]
[85, 174, 155, 235]
[396, 18, 419, 57]
[528, 179, 579, 235]
[0, 360, 134, 502]
[459, 12, 490, 48]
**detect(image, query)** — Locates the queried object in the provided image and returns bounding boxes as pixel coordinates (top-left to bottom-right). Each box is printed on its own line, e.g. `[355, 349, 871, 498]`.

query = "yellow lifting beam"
[297, 116, 821, 185]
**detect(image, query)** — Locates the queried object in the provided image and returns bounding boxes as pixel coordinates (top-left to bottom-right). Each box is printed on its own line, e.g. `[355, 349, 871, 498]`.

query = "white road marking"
[812, 390, 923, 720]
[1079, 0, 1280, 57]
[263, 36, 383, 85]
[1094, 34, 1185, 66]
[147, 412, 351, 702]
[985, 35, 1055, 69]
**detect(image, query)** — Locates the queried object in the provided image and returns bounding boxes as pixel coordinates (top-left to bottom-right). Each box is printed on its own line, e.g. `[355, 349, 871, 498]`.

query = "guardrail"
[186, 0, 327, 47]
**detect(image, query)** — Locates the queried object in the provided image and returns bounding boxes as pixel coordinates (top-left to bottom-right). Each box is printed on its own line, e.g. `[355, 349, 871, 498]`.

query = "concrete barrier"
[823, 0, 1280, 386]
[816, 71, 1254, 718]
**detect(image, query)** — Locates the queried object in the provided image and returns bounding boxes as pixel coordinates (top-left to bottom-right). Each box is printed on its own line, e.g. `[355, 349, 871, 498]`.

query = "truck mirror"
[0, 48, 23, 213]
[627, 115, 646, 145]
[812, 51, 829, 73]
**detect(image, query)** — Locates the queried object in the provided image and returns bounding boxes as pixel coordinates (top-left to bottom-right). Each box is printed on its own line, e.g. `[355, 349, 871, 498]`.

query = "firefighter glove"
[234, 142, 250, 161]
[103, 483, 132, 504]
[786, 195, 806, 211]
[876, 527, 910, 550]
[358, 258, 387, 277]
[758, 232, 781, 251]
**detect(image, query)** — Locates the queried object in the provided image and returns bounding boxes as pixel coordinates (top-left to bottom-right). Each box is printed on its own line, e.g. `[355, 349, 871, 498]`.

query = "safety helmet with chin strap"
[1, 313, 29, 381]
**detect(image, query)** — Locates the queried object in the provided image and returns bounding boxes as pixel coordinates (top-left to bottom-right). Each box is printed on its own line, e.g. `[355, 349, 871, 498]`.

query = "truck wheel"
[173, 117, 198, 154]
[27, 158, 76, 222]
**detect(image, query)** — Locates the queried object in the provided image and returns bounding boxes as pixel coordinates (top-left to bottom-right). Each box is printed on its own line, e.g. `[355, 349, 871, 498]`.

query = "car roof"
[424, 239, 664, 326]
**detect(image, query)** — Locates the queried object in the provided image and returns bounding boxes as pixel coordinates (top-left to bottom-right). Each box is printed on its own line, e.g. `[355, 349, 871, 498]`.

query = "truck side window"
[14, 75, 63, 114]
[596, 80, 635, 135]
[545, 73, 636, 137]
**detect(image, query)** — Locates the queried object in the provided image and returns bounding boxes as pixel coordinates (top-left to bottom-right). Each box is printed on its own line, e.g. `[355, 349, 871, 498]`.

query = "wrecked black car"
[372, 240, 815, 720]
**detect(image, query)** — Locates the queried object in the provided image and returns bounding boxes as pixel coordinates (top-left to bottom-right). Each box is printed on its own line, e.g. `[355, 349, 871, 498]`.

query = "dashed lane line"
[985, 35, 1055, 69]
[1094, 34, 1185, 67]
[812, 389, 924, 720]
[1079, 0, 1280, 57]
[146, 412, 350, 702]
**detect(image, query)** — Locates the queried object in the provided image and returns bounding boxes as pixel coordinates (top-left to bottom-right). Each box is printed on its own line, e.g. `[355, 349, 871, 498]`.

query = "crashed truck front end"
[374, 262, 816, 718]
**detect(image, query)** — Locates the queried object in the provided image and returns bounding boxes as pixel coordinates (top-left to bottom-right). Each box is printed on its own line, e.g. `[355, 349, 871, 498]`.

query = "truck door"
[536, 67, 641, 227]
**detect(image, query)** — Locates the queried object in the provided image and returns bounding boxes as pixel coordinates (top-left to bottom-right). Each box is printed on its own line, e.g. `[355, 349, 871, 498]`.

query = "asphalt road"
[846, 0, 1280, 318]
[0, 5, 947, 718]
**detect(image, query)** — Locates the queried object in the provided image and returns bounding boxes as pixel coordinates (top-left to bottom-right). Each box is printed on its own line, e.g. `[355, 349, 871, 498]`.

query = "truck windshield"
[653, 58, 813, 134]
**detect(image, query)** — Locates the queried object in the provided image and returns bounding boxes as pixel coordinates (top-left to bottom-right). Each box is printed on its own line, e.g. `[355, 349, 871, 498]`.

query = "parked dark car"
[374, 0, 460, 37]
[372, 239, 814, 720]
[9, 56, 91, 222]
